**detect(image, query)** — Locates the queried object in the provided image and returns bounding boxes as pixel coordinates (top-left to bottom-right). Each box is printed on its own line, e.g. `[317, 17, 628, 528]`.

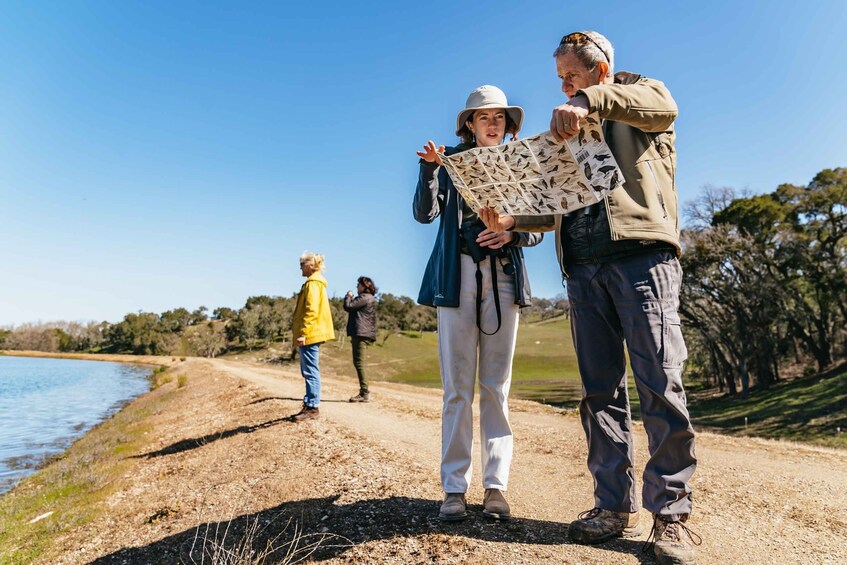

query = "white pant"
[437, 254, 519, 493]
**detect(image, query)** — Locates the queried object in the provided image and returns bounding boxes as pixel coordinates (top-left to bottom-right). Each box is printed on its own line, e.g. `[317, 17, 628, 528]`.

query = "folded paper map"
[439, 113, 623, 215]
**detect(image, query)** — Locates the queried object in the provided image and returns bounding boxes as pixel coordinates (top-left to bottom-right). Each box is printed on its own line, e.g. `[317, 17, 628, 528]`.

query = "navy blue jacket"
[413, 145, 543, 308]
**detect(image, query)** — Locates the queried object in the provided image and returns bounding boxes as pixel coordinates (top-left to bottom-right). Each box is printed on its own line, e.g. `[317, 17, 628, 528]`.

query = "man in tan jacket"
[481, 31, 698, 565]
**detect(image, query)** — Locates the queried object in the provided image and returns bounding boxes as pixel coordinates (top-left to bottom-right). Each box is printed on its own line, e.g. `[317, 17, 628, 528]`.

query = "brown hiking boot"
[568, 508, 642, 544]
[291, 405, 319, 422]
[349, 392, 370, 403]
[646, 515, 701, 565]
[438, 493, 467, 522]
[482, 488, 511, 520]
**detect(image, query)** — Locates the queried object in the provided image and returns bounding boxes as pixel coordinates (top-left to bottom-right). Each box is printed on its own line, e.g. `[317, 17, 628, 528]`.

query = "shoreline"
[0, 349, 172, 369]
[1, 355, 236, 563]
[0, 353, 162, 497]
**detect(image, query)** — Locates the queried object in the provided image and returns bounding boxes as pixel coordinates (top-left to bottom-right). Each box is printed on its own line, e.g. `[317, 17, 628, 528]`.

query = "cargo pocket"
[662, 310, 688, 369]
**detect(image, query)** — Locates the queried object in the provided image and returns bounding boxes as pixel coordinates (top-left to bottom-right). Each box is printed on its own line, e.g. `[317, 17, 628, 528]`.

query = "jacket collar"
[445, 142, 474, 157]
[306, 272, 327, 286]
[614, 71, 642, 85]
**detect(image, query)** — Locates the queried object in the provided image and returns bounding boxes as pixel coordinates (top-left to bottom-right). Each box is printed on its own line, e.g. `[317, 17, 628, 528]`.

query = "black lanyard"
[475, 258, 502, 335]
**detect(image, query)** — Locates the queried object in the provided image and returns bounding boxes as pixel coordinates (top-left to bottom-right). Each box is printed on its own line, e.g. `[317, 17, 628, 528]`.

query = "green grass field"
[320, 316, 584, 406]
[686, 364, 847, 448]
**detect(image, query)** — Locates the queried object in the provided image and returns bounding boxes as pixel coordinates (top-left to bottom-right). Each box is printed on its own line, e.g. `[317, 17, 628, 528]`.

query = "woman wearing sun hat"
[413, 85, 543, 521]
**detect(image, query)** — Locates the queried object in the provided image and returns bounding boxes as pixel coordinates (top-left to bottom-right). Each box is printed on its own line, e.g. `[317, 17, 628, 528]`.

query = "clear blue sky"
[2, 1, 846, 325]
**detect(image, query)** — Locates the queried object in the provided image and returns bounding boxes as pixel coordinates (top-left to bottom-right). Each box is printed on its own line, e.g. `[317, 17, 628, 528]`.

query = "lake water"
[0, 355, 152, 494]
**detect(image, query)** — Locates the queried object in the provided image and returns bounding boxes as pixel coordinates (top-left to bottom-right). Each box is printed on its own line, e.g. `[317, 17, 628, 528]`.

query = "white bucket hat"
[455, 85, 524, 137]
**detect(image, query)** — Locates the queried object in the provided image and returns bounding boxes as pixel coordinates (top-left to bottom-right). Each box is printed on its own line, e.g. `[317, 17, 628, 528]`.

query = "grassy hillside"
[314, 316, 583, 407]
[686, 363, 847, 449]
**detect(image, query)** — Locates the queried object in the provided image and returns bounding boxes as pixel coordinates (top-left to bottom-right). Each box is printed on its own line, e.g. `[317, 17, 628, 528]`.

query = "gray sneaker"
[438, 493, 467, 522]
[568, 508, 642, 544]
[646, 515, 701, 565]
[349, 392, 370, 403]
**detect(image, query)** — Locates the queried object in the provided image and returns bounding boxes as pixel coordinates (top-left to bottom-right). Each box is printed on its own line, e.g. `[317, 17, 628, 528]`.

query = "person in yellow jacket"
[291, 252, 336, 422]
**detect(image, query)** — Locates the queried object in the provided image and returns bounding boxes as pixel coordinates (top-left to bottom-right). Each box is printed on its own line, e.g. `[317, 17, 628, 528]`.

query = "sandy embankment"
[2, 352, 846, 564]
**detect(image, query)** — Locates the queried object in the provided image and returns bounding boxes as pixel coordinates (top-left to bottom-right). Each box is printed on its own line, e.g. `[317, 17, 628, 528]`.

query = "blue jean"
[299, 343, 322, 408]
[567, 250, 696, 520]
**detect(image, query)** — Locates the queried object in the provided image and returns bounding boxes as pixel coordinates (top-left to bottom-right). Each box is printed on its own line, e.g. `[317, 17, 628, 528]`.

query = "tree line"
[0, 292, 567, 359]
[679, 167, 846, 397]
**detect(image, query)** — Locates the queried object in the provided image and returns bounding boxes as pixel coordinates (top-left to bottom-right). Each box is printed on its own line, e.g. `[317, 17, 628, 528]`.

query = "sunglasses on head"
[559, 32, 609, 64]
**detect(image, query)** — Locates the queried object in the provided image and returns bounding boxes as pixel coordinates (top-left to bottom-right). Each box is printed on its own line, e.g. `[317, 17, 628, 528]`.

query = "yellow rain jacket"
[292, 272, 336, 345]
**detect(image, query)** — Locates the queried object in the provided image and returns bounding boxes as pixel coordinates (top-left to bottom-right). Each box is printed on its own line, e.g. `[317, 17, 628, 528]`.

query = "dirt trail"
[17, 354, 847, 564]
[216, 358, 847, 564]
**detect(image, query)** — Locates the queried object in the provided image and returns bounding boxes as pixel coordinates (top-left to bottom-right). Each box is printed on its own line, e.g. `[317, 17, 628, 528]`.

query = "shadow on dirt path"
[90, 495, 651, 564]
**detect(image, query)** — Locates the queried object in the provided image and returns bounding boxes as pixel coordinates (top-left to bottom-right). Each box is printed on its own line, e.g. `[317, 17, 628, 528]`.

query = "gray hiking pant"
[567, 250, 696, 520]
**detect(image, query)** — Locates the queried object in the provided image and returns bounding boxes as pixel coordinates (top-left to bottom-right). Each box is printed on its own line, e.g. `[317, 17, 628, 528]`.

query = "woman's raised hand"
[416, 140, 445, 165]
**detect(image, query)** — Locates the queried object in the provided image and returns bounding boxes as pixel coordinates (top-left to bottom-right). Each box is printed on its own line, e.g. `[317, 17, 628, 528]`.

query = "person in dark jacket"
[414, 85, 543, 523]
[343, 276, 378, 403]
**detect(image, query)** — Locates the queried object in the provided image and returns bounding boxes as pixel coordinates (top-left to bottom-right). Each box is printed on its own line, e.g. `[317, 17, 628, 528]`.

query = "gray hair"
[553, 30, 614, 77]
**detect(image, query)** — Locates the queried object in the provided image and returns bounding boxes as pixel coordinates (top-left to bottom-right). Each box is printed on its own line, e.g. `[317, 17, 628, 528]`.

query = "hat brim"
[455, 105, 525, 137]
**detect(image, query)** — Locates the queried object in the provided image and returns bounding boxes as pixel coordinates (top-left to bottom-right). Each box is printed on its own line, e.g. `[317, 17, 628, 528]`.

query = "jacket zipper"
[646, 161, 668, 219]
[603, 194, 615, 242]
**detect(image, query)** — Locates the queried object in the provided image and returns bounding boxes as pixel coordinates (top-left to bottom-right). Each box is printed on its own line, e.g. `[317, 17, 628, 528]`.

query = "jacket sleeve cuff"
[576, 87, 601, 114]
[513, 214, 556, 232]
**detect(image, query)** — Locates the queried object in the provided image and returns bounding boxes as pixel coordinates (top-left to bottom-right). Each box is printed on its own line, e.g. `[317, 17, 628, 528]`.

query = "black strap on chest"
[475, 257, 502, 336]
